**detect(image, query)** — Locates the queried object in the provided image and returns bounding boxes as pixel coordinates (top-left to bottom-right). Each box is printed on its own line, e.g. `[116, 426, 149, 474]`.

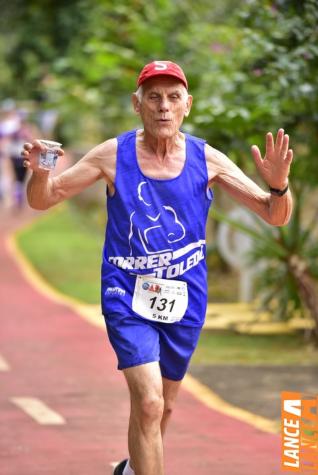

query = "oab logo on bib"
[132, 275, 188, 324]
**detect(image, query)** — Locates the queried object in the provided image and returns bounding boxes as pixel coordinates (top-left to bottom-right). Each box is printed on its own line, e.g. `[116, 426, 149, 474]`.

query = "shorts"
[104, 312, 202, 381]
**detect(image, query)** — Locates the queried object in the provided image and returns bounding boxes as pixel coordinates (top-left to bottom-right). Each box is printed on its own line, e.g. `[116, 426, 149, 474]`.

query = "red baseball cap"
[137, 61, 188, 90]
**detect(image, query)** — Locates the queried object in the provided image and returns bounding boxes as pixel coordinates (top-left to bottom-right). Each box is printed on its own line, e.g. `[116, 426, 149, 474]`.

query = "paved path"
[0, 208, 282, 475]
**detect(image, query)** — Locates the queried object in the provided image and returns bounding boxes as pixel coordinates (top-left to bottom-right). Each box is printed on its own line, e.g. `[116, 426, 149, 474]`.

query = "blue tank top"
[101, 129, 213, 326]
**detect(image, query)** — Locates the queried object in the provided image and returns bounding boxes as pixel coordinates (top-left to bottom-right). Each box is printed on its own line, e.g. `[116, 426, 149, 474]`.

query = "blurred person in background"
[0, 99, 20, 207]
[8, 110, 37, 209]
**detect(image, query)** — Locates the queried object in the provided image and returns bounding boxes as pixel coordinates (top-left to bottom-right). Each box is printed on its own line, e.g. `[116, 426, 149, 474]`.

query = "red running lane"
[0, 209, 281, 475]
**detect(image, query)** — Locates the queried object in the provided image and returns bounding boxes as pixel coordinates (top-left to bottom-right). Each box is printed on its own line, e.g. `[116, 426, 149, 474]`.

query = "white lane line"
[0, 354, 10, 371]
[11, 397, 65, 425]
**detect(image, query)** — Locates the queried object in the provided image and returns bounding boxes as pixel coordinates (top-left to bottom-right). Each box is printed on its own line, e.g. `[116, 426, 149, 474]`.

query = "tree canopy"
[1, 0, 317, 168]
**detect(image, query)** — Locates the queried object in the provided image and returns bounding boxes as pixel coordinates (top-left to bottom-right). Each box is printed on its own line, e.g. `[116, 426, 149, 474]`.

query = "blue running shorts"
[104, 313, 202, 381]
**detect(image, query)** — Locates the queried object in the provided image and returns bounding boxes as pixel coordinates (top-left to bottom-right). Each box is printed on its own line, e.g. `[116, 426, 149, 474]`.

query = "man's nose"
[159, 97, 169, 112]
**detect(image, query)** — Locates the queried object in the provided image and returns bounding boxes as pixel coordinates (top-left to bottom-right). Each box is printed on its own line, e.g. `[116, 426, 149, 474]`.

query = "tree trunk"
[288, 255, 318, 342]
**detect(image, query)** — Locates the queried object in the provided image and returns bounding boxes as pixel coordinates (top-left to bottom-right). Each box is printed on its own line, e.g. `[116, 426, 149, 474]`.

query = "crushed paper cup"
[38, 139, 62, 170]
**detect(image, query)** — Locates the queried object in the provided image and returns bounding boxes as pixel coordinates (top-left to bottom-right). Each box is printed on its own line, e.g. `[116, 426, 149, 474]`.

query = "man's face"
[132, 76, 192, 139]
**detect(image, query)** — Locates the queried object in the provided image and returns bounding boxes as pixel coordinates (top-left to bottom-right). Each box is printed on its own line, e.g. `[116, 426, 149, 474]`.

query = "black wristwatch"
[269, 184, 289, 196]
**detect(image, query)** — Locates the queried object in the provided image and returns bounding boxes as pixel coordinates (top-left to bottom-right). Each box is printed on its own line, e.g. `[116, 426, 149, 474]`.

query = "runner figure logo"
[128, 181, 186, 256]
[108, 182, 205, 279]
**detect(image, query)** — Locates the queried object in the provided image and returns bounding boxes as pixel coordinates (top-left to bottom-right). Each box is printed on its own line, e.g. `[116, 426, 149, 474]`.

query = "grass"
[17, 204, 104, 304]
[17, 204, 318, 365]
[192, 331, 318, 365]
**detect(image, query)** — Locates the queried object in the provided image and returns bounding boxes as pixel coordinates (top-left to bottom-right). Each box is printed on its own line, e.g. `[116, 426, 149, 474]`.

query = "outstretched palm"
[251, 128, 293, 190]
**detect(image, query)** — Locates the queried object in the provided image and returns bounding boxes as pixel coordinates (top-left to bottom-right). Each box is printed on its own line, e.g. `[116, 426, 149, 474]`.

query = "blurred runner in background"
[0, 99, 20, 207]
[9, 110, 37, 209]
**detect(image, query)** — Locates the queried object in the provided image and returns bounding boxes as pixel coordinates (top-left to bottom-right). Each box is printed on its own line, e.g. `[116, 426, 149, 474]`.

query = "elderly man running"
[23, 61, 293, 475]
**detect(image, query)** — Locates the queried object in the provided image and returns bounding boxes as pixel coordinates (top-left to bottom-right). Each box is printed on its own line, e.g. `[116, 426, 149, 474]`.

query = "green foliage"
[212, 196, 318, 326]
[189, 0, 318, 180]
[0, 0, 90, 100]
[0, 0, 243, 143]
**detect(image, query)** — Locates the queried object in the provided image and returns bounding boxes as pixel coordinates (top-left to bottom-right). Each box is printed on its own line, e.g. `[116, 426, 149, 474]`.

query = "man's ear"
[132, 93, 141, 114]
[184, 94, 193, 117]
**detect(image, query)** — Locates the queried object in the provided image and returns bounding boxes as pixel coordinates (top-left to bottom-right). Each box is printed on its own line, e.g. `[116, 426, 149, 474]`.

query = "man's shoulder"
[94, 137, 117, 156]
[98, 129, 136, 148]
[204, 142, 227, 162]
[116, 129, 137, 144]
[91, 129, 137, 161]
[183, 133, 225, 162]
[83, 137, 117, 166]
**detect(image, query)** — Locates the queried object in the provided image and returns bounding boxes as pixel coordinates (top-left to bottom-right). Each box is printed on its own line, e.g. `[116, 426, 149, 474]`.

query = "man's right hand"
[21, 140, 64, 173]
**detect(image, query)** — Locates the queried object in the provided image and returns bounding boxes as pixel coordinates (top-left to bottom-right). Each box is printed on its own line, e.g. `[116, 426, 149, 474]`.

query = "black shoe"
[113, 459, 128, 475]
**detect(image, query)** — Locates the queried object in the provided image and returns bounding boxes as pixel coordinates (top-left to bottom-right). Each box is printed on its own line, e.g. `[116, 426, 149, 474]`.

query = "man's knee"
[134, 394, 164, 426]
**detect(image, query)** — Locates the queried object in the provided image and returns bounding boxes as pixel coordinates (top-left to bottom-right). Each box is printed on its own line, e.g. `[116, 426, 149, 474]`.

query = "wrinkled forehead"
[142, 76, 187, 94]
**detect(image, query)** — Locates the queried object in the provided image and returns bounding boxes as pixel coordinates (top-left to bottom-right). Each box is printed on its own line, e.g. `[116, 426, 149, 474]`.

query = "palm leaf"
[211, 207, 288, 258]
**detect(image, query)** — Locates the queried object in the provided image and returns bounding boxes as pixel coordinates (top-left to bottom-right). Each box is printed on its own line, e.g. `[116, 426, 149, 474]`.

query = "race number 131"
[149, 296, 176, 313]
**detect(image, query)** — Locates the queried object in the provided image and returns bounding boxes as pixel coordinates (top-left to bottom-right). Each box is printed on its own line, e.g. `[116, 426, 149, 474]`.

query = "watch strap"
[269, 184, 289, 196]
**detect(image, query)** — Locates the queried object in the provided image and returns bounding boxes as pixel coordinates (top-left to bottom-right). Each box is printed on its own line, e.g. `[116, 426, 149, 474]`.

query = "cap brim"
[138, 72, 188, 89]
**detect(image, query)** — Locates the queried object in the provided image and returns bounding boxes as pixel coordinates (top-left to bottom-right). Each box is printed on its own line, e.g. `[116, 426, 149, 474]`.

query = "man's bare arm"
[205, 130, 293, 226]
[24, 139, 117, 210]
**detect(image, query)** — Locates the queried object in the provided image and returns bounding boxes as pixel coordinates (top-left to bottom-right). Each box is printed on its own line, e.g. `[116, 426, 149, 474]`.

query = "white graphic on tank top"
[109, 181, 206, 279]
[137, 181, 151, 206]
[128, 181, 185, 255]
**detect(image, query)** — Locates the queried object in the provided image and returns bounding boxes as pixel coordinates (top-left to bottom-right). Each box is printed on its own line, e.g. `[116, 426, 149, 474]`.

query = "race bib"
[132, 275, 188, 324]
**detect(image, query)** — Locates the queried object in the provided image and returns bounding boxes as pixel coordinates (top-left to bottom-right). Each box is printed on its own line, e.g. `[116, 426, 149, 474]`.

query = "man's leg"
[123, 361, 164, 475]
[161, 377, 182, 436]
[158, 324, 202, 436]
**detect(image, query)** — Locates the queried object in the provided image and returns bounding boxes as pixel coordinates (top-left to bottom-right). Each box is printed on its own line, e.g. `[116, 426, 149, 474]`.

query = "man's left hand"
[251, 129, 293, 190]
